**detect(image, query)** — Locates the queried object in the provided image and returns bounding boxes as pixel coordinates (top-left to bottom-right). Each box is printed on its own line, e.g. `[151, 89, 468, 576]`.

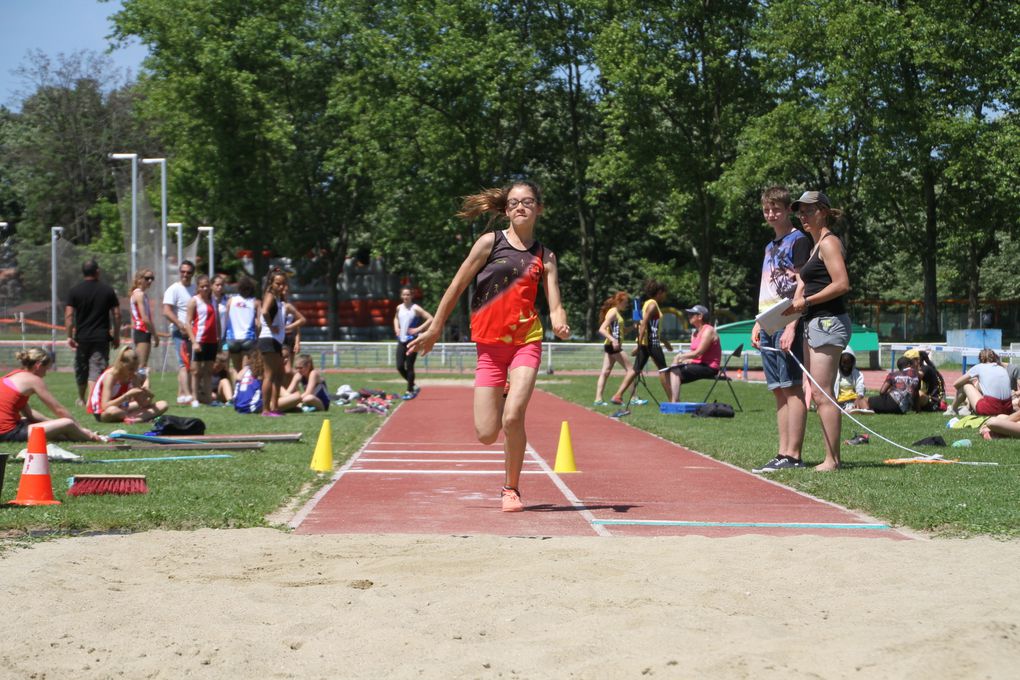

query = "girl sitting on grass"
[86, 346, 169, 424]
[233, 351, 264, 414]
[278, 354, 330, 412]
[0, 347, 105, 442]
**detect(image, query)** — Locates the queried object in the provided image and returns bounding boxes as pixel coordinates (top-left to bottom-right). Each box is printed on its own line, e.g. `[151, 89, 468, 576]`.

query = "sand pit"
[1, 529, 1018, 678]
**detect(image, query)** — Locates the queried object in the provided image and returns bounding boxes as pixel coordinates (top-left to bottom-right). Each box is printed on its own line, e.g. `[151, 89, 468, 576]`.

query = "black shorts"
[228, 339, 256, 354]
[633, 345, 667, 373]
[0, 420, 31, 442]
[668, 362, 718, 383]
[868, 393, 905, 414]
[258, 337, 282, 355]
[193, 342, 219, 362]
[74, 340, 110, 386]
[604, 344, 621, 355]
[132, 329, 152, 345]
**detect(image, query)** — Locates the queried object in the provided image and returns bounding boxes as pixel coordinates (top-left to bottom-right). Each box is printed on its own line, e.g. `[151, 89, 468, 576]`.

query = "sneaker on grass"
[631, 398, 648, 406]
[752, 455, 806, 473]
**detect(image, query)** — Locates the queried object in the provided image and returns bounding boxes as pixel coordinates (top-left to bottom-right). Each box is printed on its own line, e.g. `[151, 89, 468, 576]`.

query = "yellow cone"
[553, 420, 577, 473]
[310, 419, 334, 473]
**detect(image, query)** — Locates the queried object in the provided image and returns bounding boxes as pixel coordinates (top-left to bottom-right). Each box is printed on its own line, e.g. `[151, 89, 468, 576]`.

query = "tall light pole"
[109, 153, 139, 274]
[168, 222, 183, 270]
[141, 157, 167, 304]
[198, 226, 214, 277]
[50, 226, 64, 350]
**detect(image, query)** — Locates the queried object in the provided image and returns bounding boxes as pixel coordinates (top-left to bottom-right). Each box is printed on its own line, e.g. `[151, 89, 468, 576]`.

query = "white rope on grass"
[760, 345, 997, 465]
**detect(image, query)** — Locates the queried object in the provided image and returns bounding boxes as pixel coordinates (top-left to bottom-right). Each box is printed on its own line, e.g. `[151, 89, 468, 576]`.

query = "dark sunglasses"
[143, 276, 155, 281]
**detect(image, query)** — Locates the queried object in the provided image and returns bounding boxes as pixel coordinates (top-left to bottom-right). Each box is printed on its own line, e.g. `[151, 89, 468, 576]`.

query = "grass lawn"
[2, 370, 1017, 538]
[0, 371, 389, 536]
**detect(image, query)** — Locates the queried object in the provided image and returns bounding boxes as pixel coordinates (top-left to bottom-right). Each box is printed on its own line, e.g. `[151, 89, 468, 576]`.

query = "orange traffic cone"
[8, 427, 60, 506]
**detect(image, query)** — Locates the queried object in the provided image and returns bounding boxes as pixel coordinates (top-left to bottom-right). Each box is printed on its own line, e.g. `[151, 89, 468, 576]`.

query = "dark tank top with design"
[470, 230, 546, 345]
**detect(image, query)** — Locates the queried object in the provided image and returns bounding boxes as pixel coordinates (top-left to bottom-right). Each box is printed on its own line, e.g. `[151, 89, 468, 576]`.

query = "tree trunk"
[921, 164, 940, 336]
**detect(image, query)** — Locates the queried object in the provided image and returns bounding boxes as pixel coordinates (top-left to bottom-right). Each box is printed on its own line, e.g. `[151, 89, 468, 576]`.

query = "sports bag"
[147, 414, 206, 436]
[693, 401, 735, 418]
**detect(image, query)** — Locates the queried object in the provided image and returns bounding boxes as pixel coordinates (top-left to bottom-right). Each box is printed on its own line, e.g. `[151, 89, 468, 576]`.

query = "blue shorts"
[760, 326, 803, 390]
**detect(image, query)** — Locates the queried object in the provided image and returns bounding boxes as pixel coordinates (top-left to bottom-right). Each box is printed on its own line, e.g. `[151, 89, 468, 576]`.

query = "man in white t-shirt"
[162, 260, 197, 403]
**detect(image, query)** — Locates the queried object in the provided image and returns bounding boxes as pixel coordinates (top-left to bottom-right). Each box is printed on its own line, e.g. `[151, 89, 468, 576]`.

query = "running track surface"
[292, 386, 909, 539]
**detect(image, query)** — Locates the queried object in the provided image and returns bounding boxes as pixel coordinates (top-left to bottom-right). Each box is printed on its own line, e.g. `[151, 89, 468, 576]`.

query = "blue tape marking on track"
[590, 519, 890, 530]
[92, 454, 234, 463]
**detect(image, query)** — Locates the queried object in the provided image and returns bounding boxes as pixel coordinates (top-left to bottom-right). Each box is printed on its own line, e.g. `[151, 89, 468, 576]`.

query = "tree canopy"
[0, 0, 1017, 339]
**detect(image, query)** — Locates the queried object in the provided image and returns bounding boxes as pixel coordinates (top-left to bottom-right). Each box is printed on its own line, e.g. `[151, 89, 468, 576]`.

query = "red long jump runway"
[292, 386, 908, 539]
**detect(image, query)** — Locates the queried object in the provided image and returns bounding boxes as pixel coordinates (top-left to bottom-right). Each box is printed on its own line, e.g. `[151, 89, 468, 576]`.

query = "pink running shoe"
[501, 487, 524, 512]
[261, 411, 284, 418]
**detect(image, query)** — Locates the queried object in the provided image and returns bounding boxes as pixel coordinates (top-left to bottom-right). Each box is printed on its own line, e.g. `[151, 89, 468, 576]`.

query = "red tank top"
[470, 230, 546, 345]
[192, 297, 218, 344]
[0, 370, 30, 434]
[131, 289, 151, 332]
[87, 368, 131, 414]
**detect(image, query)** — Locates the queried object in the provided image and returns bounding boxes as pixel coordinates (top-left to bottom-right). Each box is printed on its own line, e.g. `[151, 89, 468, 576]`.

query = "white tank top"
[396, 304, 418, 342]
[227, 296, 258, 341]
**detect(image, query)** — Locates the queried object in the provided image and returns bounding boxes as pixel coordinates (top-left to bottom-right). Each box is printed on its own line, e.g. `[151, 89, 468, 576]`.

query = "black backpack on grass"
[693, 401, 735, 418]
[147, 414, 206, 436]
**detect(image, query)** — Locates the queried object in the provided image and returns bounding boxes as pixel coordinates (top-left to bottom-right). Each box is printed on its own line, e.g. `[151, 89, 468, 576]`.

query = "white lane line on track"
[525, 445, 610, 537]
[344, 470, 547, 475]
[354, 441, 608, 537]
[357, 458, 541, 464]
[363, 449, 506, 454]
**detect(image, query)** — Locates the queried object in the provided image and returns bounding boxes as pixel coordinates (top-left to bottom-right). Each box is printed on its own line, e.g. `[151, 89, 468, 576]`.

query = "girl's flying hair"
[457, 180, 543, 226]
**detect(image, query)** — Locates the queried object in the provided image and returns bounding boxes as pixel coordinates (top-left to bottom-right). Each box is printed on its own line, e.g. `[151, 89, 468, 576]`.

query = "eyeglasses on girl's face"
[797, 206, 820, 217]
[143, 276, 155, 281]
[506, 198, 537, 210]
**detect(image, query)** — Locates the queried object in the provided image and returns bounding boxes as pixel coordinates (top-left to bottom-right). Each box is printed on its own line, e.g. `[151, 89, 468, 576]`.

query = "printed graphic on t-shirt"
[471, 231, 545, 345]
[759, 230, 809, 313]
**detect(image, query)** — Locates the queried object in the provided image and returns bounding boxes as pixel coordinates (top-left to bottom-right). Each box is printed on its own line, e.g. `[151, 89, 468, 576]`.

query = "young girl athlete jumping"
[410, 180, 570, 512]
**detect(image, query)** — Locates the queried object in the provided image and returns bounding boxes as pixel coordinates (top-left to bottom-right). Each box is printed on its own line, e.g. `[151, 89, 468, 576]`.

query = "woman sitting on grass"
[233, 351, 264, 414]
[278, 354, 330, 412]
[950, 349, 1013, 416]
[0, 347, 105, 442]
[87, 346, 169, 424]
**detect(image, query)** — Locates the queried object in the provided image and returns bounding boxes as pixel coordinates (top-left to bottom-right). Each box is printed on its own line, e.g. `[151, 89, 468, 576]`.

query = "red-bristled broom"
[67, 475, 148, 496]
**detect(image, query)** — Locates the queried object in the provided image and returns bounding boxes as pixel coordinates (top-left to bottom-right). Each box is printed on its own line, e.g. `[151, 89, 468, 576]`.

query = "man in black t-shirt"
[65, 259, 122, 403]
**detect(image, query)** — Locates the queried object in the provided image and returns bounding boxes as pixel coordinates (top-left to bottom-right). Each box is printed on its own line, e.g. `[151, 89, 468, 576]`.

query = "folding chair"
[702, 343, 743, 412]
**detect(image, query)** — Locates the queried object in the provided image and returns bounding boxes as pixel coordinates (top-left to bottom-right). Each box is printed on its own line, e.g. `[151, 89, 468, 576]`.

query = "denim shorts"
[805, 314, 852, 350]
[760, 326, 803, 390]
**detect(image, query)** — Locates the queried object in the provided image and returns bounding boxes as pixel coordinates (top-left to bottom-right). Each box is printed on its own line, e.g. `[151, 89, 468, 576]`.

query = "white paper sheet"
[755, 298, 795, 334]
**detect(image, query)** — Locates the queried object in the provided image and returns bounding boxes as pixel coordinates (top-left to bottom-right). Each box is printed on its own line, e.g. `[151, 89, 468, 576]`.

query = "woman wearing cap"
[666, 304, 720, 401]
[783, 191, 851, 471]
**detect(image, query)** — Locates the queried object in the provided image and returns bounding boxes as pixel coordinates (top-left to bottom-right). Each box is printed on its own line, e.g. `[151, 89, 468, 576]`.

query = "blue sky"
[0, 0, 148, 109]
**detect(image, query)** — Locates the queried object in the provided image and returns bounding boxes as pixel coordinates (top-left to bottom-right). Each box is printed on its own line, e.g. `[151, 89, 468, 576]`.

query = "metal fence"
[2, 337, 1014, 376]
